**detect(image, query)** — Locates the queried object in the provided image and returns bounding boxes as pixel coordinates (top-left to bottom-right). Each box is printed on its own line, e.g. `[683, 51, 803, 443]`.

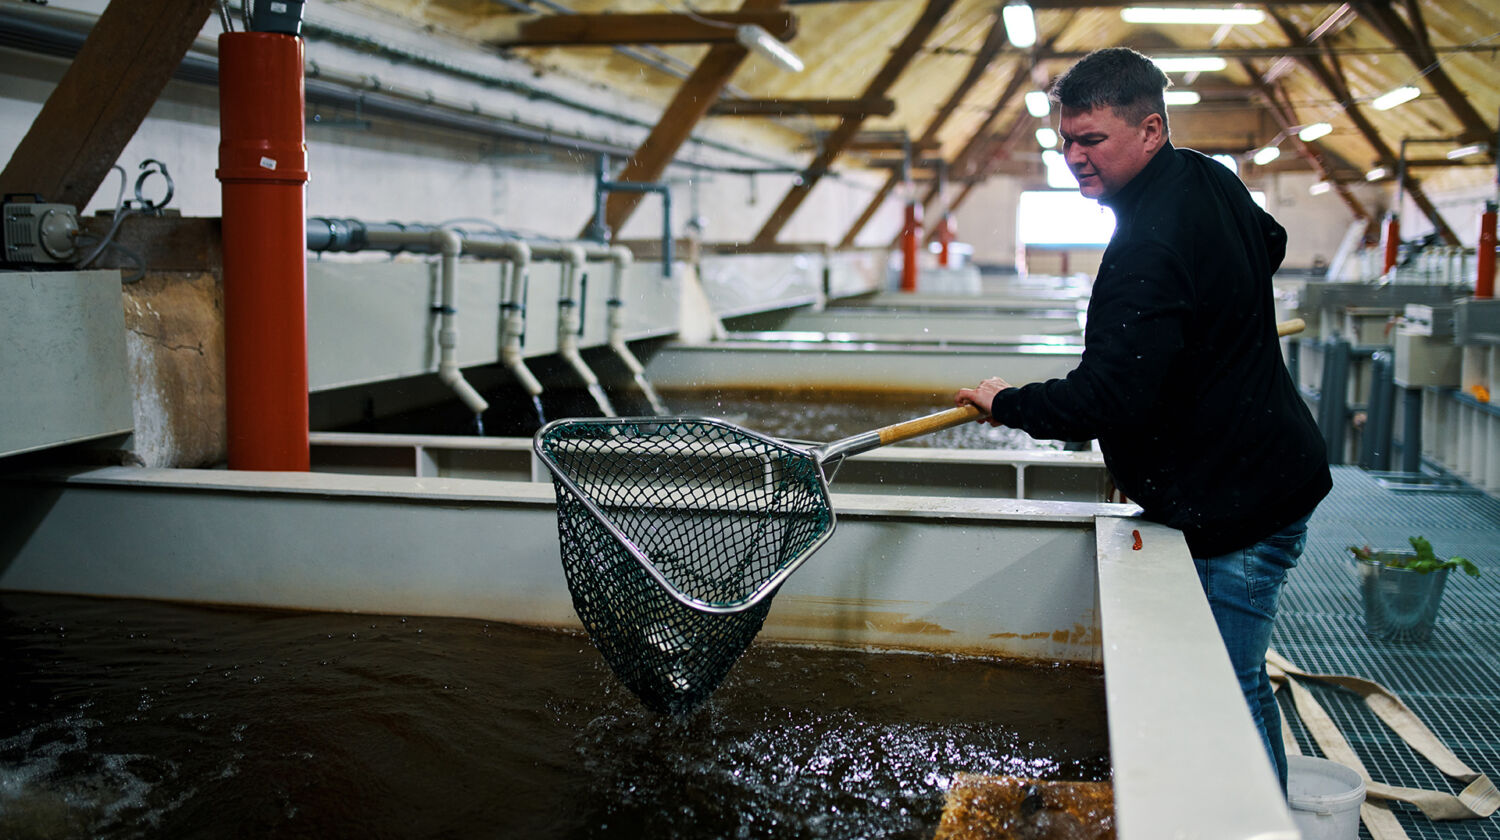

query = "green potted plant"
[1348, 537, 1480, 642]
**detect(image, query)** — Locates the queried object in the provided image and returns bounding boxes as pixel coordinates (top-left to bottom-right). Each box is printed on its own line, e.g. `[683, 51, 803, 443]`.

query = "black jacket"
[990, 142, 1331, 557]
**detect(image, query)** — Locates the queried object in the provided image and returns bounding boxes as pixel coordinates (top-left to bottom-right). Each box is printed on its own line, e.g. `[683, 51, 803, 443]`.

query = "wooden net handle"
[875, 405, 983, 446]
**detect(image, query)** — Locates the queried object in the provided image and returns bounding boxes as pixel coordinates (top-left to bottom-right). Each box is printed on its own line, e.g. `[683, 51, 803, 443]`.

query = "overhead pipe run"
[311, 222, 491, 431]
[307, 219, 670, 421]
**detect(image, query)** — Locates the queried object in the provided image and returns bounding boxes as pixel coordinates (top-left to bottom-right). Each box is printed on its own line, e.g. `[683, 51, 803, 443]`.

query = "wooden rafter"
[838, 9, 1008, 248]
[1243, 60, 1375, 239]
[1349, 0, 1494, 146]
[578, 0, 786, 240]
[708, 98, 895, 117]
[0, 0, 217, 209]
[481, 12, 795, 47]
[1267, 10, 1458, 245]
[751, 0, 957, 247]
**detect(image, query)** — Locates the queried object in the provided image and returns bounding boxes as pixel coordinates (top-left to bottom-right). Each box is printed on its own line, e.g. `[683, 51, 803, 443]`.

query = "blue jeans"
[1193, 512, 1311, 795]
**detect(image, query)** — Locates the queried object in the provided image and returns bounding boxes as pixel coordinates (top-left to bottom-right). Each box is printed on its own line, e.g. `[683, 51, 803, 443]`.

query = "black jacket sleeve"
[988, 240, 1193, 442]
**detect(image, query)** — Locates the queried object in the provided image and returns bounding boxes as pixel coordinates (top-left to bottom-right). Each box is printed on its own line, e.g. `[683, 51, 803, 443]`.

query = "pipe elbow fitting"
[434, 227, 463, 257]
[438, 361, 489, 414]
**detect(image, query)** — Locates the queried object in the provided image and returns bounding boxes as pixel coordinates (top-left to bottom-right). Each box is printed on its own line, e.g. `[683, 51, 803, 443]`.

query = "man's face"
[1057, 104, 1165, 199]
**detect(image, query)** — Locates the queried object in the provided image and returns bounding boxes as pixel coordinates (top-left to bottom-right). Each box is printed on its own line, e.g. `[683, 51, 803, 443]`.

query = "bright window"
[1018, 189, 1271, 246]
[1017, 191, 1117, 246]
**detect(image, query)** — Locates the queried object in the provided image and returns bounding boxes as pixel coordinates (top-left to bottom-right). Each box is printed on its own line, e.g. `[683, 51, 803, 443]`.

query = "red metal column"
[936, 213, 954, 267]
[1381, 214, 1400, 275]
[900, 200, 922, 292]
[217, 32, 310, 470]
[1477, 201, 1496, 299]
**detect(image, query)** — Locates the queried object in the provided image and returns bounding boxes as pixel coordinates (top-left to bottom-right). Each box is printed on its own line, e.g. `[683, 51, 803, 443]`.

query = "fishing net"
[535, 417, 836, 715]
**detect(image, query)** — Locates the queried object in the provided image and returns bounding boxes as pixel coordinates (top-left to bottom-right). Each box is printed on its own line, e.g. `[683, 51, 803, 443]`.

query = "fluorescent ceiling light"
[1042, 149, 1074, 189]
[1252, 146, 1280, 166]
[1024, 90, 1051, 118]
[1447, 143, 1488, 160]
[1298, 122, 1333, 142]
[1036, 127, 1058, 148]
[1003, 1, 1037, 49]
[1164, 90, 1201, 106]
[735, 25, 804, 73]
[1309, 181, 1331, 196]
[1121, 7, 1264, 25]
[1371, 86, 1420, 111]
[1211, 153, 1238, 174]
[1151, 56, 1228, 73]
[1366, 167, 1387, 181]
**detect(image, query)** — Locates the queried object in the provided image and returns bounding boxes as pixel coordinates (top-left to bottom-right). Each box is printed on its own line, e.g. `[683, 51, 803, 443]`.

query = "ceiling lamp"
[1164, 91, 1201, 106]
[1298, 122, 1333, 142]
[1036, 127, 1058, 148]
[1309, 181, 1331, 196]
[1366, 166, 1387, 181]
[1370, 86, 1420, 111]
[1121, 7, 1265, 25]
[1252, 146, 1281, 166]
[1003, 1, 1038, 49]
[735, 25, 804, 73]
[1151, 56, 1228, 73]
[1024, 90, 1051, 118]
[1447, 143, 1489, 160]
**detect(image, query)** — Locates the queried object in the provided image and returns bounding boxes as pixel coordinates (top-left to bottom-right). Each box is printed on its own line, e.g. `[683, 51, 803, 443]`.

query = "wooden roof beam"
[1267, 10, 1458, 245]
[708, 97, 895, 117]
[481, 11, 795, 47]
[578, 0, 785, 240]
[0, 0, 217, 209]
[839, 9, 1008, 247]
[1348, 0, 1494, 146]
[1243, 61, 1374, 238]
[752, 0, 957, 247]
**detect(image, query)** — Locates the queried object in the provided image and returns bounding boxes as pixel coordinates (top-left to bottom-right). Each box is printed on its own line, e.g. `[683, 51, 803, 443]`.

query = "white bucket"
[1287, 755, 1365, 840]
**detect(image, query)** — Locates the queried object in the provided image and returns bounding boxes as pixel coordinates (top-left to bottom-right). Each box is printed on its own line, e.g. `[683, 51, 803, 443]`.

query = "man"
[955, 47, 1330, 793]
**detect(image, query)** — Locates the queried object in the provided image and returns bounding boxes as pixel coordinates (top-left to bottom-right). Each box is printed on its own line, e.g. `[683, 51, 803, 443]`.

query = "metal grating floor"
[1272, 466, 1500, 840]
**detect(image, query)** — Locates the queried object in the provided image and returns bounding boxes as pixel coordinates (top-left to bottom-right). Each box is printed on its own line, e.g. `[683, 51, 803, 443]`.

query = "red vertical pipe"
[217, 32, 310, 470]
[900, 201, 921, 292]
[937, 213, 954, 267]
[1381, 215, 1400, 275]
[1477, 202, 1496, 299]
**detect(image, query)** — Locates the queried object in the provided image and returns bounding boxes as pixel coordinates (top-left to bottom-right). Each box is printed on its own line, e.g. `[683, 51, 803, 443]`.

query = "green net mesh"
[535, 417, 834, 714]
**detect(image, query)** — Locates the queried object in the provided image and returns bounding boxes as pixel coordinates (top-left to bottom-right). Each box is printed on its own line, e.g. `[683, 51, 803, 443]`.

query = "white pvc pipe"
[606, 245, 668, 415]
[469, 239, 544, 398]
[606, 246, 645, 377]
[433, 229, 489, 417]
[534, 242, 616, 416]
[348, 227, 489, 419]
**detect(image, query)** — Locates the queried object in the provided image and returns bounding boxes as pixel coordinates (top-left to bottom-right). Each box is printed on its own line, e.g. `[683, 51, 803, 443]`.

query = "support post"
[217, 32, 310, 471]
[1319, 339, 1350, 465]
[1478, 201, 1497, 299]
[1401, 387, 1423, 473]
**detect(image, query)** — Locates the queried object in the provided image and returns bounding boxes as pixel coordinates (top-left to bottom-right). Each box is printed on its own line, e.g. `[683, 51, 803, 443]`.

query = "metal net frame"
[535, 417, 836, 715]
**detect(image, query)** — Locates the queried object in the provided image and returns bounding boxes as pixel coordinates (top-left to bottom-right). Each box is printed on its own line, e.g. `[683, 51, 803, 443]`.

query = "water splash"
[633, 373, 669, 416]
[586, 383, 618, 417]
[471, 413, 486, 437]
[531, 395, 548, 426]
